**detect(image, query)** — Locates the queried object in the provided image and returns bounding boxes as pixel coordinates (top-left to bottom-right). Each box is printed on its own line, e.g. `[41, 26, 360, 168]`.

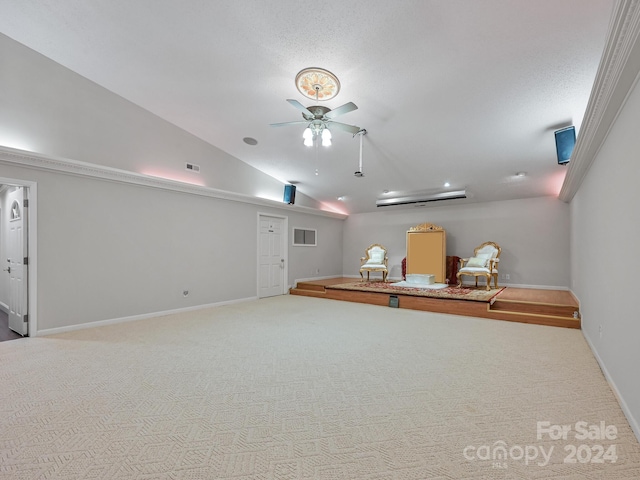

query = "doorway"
[0, 178, 37, 339]
[257, 213, 288, 298]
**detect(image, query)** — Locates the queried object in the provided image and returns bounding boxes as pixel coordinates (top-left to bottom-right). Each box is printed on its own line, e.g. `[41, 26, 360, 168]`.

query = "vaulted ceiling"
[0, 0, 614, 214]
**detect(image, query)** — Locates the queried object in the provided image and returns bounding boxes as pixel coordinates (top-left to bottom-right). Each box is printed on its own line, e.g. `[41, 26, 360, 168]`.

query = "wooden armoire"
[406, 223, 446, 283]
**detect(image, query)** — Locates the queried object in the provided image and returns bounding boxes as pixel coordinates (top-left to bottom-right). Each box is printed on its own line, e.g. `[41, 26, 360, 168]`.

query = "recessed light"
[515, 171, 527, 177]
[444, 182, 450, 187]
[243, 137, 258, 146]
[382, 190, 390, 195]
[337, 196, 345, 201]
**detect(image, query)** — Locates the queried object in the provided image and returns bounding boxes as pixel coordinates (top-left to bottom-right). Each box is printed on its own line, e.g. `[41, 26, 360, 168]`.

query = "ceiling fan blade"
[270, 121, 309, 127]
[325, 102, 358, 119]
[327, 121, 361, 135]
[286, 99, 314, 118]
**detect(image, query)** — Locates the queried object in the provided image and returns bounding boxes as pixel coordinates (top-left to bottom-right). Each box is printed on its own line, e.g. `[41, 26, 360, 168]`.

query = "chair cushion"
[361, 263, 386, 269]
[367, 249, 385, 264]
[477, 246, 498, 258]
[459, 266, 490, 273]
[467, 256, 488, 268]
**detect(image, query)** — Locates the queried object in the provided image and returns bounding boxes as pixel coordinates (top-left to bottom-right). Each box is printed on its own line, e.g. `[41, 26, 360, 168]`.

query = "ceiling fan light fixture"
[303, 127, 313, 139]
[295, 68, 340, 101]
[303, 136, 314, 147]
[321, 127, 332, 146]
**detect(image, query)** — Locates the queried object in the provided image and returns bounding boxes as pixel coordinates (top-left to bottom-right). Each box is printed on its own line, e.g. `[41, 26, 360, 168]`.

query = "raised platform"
[290, 277, 580, 329]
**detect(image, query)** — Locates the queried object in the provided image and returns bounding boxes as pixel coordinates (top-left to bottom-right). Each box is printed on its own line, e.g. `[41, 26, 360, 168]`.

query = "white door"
[258, 216, 285, 298]
[7, 187, 28, 336]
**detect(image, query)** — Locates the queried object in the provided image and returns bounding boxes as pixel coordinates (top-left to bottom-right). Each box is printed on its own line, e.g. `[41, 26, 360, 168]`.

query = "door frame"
[257, 212, 288, 297]
[0, 176, 37, 336]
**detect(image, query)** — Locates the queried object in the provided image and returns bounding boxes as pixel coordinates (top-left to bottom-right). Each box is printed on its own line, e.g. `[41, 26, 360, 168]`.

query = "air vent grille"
[185, 163, 200, 173]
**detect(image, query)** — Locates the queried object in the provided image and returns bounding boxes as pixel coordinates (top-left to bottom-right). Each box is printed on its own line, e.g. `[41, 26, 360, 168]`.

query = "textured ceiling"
[0, 0, 614, 214]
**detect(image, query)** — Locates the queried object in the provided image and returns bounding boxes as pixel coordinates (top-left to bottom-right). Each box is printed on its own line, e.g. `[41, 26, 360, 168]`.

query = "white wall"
[0, 33, 320, 209]
[0, 32, 345, 332]
[289, 220, 343, 282]
[344, 196, 570, 288]
[0, 163, 344, 332]
[571, 76, 640, 437]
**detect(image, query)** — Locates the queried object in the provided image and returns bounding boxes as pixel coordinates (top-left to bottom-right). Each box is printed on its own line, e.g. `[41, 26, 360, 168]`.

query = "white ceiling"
[0, 0, 614, 214]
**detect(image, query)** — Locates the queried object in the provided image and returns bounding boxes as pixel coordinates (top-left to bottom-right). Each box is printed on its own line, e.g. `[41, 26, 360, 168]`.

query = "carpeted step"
[294, 281, 327, 293]
[289, 287, 327, 297]
[490, 299, 579, 318]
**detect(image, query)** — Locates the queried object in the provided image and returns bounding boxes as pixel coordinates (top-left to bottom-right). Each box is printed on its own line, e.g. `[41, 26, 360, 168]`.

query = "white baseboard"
[570, 289, 581, 308]
[36, 296, 258, 336]
[0, 301, 8, 314]
[582, 328, 640, 444]
[459, 280, 569, 290]
[496, 282, 570, 290]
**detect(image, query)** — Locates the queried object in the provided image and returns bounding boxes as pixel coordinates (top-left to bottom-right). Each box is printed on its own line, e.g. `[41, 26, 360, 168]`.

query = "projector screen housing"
[376, 190, 466, 207]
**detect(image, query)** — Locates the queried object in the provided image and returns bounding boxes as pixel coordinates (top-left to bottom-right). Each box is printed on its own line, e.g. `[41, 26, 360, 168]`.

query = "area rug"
[326, 281, 505, 303]
[392, 280, 448, 290]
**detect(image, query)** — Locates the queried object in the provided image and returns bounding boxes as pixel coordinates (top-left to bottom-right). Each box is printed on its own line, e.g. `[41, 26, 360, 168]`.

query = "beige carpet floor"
[1, 296, 639, 479]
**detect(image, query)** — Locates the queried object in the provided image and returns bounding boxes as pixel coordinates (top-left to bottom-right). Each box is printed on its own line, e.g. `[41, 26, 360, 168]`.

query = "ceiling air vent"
[376, 190, 466, 208]
[185, 163, 200, 173]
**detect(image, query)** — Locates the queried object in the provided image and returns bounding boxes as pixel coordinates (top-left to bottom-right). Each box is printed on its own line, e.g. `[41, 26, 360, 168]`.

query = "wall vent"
[185, 163, 200, 173]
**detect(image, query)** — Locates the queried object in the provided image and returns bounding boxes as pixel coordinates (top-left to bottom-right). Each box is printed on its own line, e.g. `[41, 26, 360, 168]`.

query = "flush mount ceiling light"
[295, 67, 340, 101]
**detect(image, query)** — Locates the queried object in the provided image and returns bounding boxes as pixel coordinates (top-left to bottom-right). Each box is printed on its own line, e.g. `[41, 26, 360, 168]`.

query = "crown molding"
[560, 0, 640, 202]
[0, 146, 347, 220]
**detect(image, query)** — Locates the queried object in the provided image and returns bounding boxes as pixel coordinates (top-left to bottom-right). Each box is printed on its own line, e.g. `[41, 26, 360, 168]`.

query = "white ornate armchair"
[360, 244, 389, 282]
[456, 242, 501, 290]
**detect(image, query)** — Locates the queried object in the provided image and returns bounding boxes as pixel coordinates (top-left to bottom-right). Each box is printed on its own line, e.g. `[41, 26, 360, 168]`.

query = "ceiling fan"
[270, 99, 361, 145]
[271, 67, 361, 146]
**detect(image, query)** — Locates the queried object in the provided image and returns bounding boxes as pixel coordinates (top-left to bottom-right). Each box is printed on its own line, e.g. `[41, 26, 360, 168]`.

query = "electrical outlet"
[314, 268, 320, 275]
[183, 290, 189, 297]
[504, 274, 510, 280]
